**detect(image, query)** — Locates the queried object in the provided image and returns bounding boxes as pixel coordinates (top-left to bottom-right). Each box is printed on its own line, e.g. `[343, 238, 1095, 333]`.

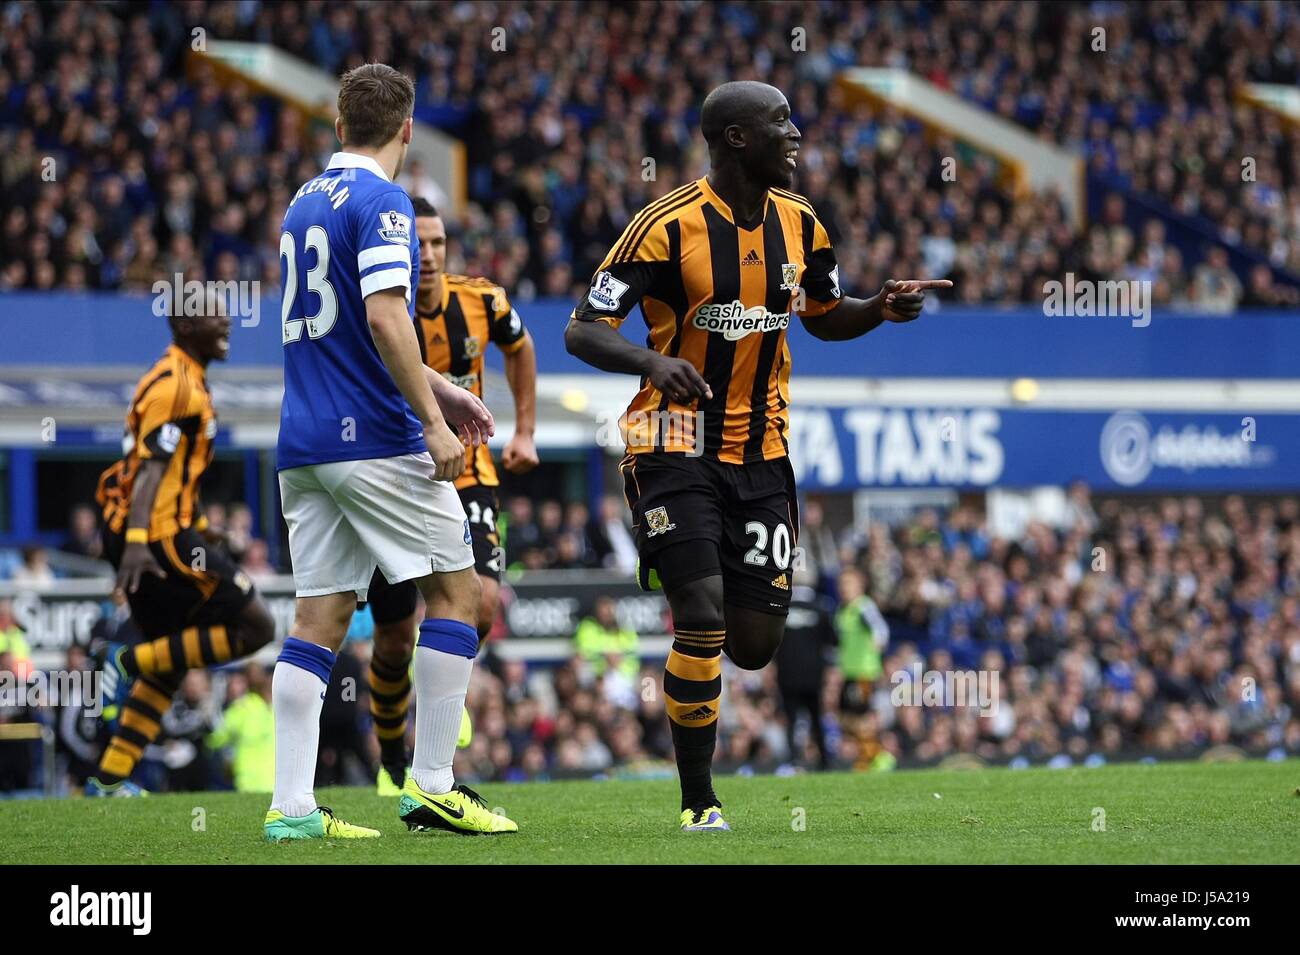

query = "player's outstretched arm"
[565, 318, 713, 404]
[118, 458, 167, 594]
[366, 287, 463, 481]
[501, 331, 539, 473]
[802, 279, 953, 341]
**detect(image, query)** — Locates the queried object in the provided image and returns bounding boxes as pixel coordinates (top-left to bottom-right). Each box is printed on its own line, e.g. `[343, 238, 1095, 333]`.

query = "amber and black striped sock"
[123, 625, 237, 678]
[664, 625, 725, 812]
[368, 652, 413, 775]
[96, 672, 181, 785]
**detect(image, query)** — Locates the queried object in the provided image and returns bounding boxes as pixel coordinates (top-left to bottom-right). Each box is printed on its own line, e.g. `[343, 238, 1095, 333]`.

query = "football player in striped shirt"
[567, 81, 950, 831]
[90, 305, 276, 796]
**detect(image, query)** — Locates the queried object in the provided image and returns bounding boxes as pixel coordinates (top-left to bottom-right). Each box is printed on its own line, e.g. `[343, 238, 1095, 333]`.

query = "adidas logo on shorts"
[770, 573, 790, 590]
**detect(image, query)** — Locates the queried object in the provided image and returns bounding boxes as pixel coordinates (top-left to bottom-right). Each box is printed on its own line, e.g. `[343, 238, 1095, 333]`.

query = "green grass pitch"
[5, 760, 1299, 864]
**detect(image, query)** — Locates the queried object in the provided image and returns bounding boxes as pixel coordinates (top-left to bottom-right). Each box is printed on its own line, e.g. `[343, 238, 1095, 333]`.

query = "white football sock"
[411, 645, 473, 795]
[270, 659, 328, 818]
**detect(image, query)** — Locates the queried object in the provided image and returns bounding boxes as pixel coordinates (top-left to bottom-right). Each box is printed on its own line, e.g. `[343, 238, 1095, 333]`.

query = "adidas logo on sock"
[770, 573, 790, 590]
[741, 249, 762, 266]
[680, 704, 715, 721]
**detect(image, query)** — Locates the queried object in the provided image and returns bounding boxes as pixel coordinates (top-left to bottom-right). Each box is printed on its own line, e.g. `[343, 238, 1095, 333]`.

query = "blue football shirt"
[276, 152, 426, 470]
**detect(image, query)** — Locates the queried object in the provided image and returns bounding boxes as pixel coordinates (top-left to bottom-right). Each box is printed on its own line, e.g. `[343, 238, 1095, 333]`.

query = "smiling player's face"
[417, 214, 446, 289]
[740, 92, 801, 189]
[179, 313, 232, 362]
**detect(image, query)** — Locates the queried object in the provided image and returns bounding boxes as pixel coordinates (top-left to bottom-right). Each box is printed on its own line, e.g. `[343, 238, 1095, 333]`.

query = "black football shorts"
[103, 526, 257, 639]
[620, 452, 800, 615]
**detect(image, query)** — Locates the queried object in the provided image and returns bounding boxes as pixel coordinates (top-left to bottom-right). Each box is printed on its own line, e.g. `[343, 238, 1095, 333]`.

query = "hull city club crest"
[644, 506, 676, 537]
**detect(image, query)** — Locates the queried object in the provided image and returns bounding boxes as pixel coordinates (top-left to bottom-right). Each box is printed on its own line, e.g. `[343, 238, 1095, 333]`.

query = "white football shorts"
[279, 452, 474, 600]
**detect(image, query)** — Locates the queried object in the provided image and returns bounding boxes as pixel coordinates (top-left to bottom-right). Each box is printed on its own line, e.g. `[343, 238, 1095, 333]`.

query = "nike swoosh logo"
[431, 799, 464, 819]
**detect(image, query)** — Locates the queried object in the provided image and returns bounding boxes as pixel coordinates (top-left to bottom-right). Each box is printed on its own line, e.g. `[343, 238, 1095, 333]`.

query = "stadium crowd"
[3, 486, 1299, 793]
[1, 0, 1297, 310]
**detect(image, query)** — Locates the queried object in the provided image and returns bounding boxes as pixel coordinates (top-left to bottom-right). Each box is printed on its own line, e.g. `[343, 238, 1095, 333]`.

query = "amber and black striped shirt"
[415, 274, 527, 489]
[98, 344, 218, 540]
[572, 177, 842, 465]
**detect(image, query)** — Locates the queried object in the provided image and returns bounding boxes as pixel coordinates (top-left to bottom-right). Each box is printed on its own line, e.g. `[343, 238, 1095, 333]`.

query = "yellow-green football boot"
[377, 708, 473, 795]
[264, 806, 380, 842]
[398, 778, 517, 835]
[376, 766, 404, 796]
[680, 805, 730, 832]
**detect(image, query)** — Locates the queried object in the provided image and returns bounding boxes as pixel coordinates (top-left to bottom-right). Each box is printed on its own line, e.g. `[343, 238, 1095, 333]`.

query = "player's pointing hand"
[880, 279, 953, 323]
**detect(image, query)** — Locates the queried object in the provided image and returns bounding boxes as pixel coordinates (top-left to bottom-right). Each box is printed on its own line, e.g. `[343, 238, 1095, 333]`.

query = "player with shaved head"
[567, 80, 950, 831]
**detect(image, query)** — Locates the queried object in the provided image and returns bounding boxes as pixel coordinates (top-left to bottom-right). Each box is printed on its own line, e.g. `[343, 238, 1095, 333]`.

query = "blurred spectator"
[835, 566, 889, 714]
[504, 496, 543, 568]
[203, 503, 229, 540]
[775, 574, 837, 770]
[798, 498, 841, 591]
[537, 500, 564, 556]
[65, 504, 103, 560]
[0, 599, 32, 680]
[551, 531, 586, 570]
[589, 494, 638, 574]
[574, 595, 640, 681]
[11, 544, 54, 588]
[1241, 263, 1300, 308]
[1065, 481, 1099, 534]
[1191, 247, 1242, 314]
[240, 538, 276, 584]
[54, 643, 101, 790]
[224, 504, 255, 564]
[208, 665, 275, 793]
[159, 670, 217, 792]
[562, 501, 601, 568]
[0, 648, 35, 791]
